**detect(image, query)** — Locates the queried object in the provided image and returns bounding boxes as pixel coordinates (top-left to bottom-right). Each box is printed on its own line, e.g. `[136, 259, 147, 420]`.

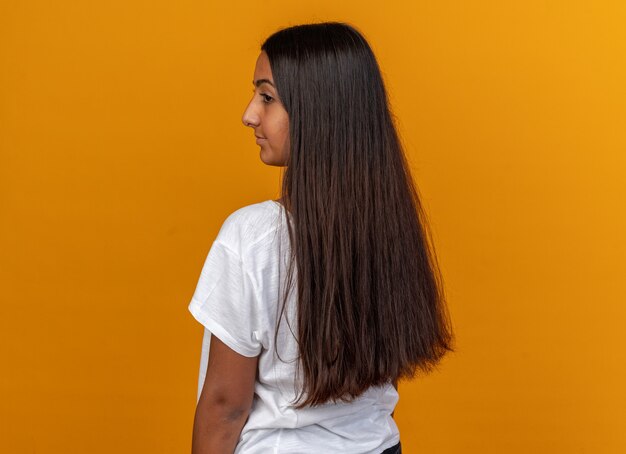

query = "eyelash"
[252, 89, 273, 104]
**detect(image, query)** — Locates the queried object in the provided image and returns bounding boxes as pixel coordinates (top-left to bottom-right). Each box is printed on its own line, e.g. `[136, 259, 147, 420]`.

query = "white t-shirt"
[188, 199, 400, 454]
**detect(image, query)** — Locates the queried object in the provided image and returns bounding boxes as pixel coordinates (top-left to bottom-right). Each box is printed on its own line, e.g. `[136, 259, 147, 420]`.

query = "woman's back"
[189, 200, 400, 453]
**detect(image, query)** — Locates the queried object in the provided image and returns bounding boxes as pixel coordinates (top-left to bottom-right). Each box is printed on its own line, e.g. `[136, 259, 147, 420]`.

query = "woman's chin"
[259, 147, 287, 167]
[259, 149, 275, 166]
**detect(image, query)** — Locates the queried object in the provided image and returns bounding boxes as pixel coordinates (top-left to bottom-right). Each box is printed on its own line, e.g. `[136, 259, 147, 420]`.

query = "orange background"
[1, 1, 625, 452]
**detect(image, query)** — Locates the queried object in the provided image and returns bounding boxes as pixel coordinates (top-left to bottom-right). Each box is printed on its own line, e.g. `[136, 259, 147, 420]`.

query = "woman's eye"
[250, 89, 274, 104]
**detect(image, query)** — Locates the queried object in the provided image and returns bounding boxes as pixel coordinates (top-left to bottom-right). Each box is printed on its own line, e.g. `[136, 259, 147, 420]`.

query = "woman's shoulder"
[213, 199, 283, 257]
[226, 199, 282, 222]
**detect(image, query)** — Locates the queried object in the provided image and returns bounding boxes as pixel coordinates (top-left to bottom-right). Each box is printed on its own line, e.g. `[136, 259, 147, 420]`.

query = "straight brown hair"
[262, 21, 455, 408]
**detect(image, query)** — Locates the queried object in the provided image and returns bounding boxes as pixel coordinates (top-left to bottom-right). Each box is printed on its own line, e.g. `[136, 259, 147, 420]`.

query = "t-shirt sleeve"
[188, 239, 263, 357]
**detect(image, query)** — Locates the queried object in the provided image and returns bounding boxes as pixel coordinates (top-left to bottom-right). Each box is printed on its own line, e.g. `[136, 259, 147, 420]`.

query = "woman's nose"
[242, 103, 260, 128]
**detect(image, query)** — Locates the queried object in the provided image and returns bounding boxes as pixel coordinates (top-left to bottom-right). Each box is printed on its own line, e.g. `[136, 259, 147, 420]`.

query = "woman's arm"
[191, 334, 259, 454]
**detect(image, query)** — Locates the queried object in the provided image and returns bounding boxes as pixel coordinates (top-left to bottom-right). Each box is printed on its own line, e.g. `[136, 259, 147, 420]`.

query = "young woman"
[188, 21, 455, 454]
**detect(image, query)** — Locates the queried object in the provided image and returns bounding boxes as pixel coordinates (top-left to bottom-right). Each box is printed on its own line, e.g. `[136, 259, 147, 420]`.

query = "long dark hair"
[262, 21, 455, 408]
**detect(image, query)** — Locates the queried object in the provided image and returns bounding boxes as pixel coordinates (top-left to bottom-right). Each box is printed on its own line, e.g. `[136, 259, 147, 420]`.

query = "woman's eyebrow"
[253, 79, 275, 88]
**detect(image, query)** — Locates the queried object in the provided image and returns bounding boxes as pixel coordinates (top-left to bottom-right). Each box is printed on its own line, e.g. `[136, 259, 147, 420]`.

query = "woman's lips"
[256, 136, 267, 143]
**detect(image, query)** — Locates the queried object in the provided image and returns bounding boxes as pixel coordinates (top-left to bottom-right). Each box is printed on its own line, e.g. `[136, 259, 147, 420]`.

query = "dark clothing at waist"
[381, 442, 401, 454]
